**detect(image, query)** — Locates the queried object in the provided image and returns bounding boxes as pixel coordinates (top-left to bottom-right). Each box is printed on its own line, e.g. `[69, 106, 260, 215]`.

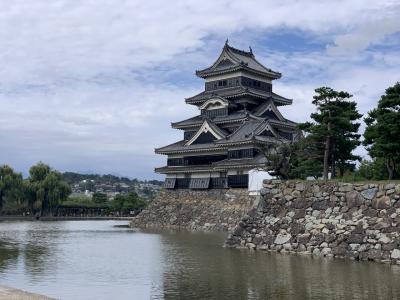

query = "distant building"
[156, 41, 300, 189]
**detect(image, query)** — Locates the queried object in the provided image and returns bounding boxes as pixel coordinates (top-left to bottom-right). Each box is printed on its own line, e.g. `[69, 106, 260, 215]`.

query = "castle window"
[218, 80, 227, 87]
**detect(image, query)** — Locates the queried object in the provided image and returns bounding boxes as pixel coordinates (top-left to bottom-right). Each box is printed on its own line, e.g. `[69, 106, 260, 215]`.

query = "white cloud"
[0, 0, 399, 177]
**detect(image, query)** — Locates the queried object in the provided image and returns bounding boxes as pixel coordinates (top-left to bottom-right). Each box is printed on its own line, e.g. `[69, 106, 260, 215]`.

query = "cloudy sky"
[0, 0, 399, 179]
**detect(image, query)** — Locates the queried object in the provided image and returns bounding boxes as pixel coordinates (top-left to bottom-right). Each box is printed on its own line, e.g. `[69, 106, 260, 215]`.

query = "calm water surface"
[1, 220, 400, 299]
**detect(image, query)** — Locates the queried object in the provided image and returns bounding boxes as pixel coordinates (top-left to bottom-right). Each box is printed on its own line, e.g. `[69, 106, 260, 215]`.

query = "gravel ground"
[0, 286, 56, 300]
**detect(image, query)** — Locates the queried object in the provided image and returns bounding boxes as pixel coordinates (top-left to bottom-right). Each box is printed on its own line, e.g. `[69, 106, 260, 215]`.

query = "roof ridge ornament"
[224, 39, 229, 48]
[249, 46, 253, 54]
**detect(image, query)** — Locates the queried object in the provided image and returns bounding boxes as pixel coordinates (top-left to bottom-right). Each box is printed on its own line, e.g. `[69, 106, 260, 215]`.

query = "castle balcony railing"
[167, 155, 227, 167]
[165, 176, 248, 189]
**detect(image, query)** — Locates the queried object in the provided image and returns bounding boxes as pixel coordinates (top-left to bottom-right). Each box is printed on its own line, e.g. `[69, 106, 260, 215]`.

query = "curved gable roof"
[185, 120, 228, 146]
[195, 42, 281, 79]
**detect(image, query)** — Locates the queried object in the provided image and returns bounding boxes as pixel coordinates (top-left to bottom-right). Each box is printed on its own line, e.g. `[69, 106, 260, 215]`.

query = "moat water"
[1, 220, 400, 299]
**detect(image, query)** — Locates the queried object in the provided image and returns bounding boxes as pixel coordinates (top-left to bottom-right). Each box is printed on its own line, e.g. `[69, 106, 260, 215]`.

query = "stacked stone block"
[131, 189, 255, 231]
[226, 180, 400, 264]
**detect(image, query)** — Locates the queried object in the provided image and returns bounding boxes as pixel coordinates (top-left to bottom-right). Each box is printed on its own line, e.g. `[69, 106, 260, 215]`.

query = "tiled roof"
[158, 116, 295, 154]
[154, 140, 225, 154]
[185, 86, 292, 106]
[195, 43, 281, 79]
[171, 111, 248, 128]
[213, 154, 267, 168]
[216, 119, 263, 144]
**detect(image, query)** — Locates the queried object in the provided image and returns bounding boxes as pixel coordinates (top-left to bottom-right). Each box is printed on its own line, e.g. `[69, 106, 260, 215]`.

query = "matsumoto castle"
[155, 41, 300, 189]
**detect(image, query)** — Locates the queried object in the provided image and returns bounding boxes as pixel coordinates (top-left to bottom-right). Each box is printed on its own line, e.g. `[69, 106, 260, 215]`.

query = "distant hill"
[62, 172, 163, 186]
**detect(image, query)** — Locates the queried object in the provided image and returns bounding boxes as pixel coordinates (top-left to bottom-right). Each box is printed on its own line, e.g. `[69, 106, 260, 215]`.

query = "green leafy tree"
[301, 87, 362, 180]
[110, 192, 146, 214]
[356, 158, 388, 180]
[289, 137, 324, 179]
[264, 143, 293, 180]
[331, 100, 362, 177]
[92, 192, 108, 203]
[363, 82, 400, 179]
[264, 137, 323, 180]
[28, 162, 71, 215]
[0, 165, 23, 213]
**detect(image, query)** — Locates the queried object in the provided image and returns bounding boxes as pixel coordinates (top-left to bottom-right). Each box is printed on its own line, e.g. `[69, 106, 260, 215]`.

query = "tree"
[28, 162, 71, 215]
[357, 158, 388, 181]
[264, 142, 293, 180]
[289, 137, 324, 179]
[363, 82, 400, 179]
[92, 192, 108, 203]
[264, 137, 323, 180]
[0, 165, 23, 214]
[110, 192, 146, 214]
[301, 87, 362, 180]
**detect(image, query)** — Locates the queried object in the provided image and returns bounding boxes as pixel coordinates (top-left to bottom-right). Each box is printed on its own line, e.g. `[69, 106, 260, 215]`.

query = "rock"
[274, 234, 292, 245]
[312, 200, 328, 210]
[325, 207, 333, 215]
[383, 243, 396, 251]
[339, 185, 353, 192]
[305, 222, 313, 231]
[378, 234, 391, 244]
[361, 188, 378, 200]
[374, 222, 390, 230]
[321, 247, 332, 256]
[372, 196, 391, 209]
[260, 188, 270, 196]
[247, 243, 256, 249]
[232, 225, 245, 236]
[293, 209, 306, 219]
[346, 191, 364, 208]
[297, 233, 311, 244]
[391, 249, 400, 259]
[298, 244, 307, 251]
[253, 235, 262, 245]
[296, 183, 306, 191]
[325, 234, 336, 243]
[363, 208, 378, 217]
[312, 248, 321, 256]
[347, 234, 364, 244]
[368, 249, 382, 260]
[290, 223, 305, 235]
[310, 233, 325, 245]
[387, 189, 395, 195]
[385, 184, 395, 190]
[293, 198, 310, 209]
[332, 246, 348, 256]
[263, 235, 275, 245]
[322, 228, 330, 234]
[349, 243, 360, 251]
[313, 224, 325, 230]
[287, 211, 295, 218]
[283, 243, 292, 251]
[312, 210, 321, 217]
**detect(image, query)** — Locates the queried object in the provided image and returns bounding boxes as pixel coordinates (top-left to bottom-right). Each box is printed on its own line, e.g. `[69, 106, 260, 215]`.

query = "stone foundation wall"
[131, 189, 256, 231]
[226, 180, 400, 264]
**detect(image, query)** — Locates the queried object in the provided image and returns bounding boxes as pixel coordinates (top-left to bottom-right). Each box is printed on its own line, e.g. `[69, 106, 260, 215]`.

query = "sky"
[0, 0, 399, 179]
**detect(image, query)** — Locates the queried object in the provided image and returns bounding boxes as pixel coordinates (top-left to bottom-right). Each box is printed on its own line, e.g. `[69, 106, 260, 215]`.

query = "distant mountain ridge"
[62, 172, 163, 186]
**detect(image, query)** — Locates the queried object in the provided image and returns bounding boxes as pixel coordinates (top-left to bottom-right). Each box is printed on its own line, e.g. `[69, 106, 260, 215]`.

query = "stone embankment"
[131, 189, 256, 231]
[226, 180, 400, 264]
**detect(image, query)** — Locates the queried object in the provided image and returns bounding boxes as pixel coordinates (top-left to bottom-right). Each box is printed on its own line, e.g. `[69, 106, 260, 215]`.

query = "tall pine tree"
[301, 87, 362, 180]
[363, 82, 400, 179]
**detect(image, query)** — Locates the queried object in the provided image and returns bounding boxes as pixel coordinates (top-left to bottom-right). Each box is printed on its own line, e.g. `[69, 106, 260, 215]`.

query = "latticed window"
[228, 148, 256, 159]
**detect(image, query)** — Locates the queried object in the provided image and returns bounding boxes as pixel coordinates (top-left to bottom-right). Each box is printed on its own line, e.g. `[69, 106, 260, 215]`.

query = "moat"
[1, 220, 400, 299]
